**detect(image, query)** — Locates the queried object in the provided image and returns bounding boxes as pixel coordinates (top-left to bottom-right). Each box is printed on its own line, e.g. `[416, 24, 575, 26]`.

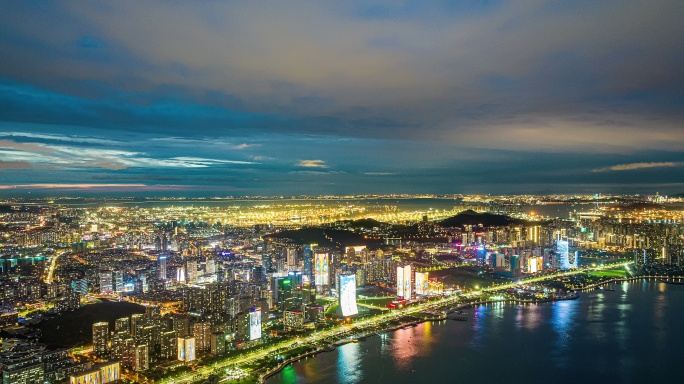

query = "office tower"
[92, 322, 109, 357]
[158, 254, 167, 281]
[99, 272, 113, 294]
[287, 248, 298, 271]
[113, 270, 124, 293]
[303, 245, 313, 281]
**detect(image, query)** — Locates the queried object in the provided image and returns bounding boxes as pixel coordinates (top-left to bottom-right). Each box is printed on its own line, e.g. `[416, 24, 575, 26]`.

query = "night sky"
[1, 1, 683, 196]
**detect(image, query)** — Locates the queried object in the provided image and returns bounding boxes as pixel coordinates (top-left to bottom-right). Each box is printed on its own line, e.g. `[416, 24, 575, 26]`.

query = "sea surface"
[267, 280, 684, 384]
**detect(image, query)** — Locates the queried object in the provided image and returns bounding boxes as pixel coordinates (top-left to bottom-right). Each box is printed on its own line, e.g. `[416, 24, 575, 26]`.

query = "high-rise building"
[70, 279, 88, 295]
[69, 361, 120, 384]
[283, 310, 304, 331]
[249, 307, 262, 340]
[158, 254, 167, 281]
[396, 264, 412, 300]
[337, 273, 358, 316]
[303, 245, 314, 281]
[134, 345, 149, 372]
[92, 322, 109, 357]
[414, 272, 429, 296]
[177, 337, 196, 362]
[186, 260, 198, 284]
[131, 314, 145, 344]
[210, 332, 226, 356]
[557, 240, 575, 269]
[287, 248, 298, 271]
[193, 322, 211, 352]
[160, 331, 178, 360]
[314, 252, 329, 289]
[114, 317, 130, 334]
[99, 272, 113, 294]
[113, 271, 124, 293]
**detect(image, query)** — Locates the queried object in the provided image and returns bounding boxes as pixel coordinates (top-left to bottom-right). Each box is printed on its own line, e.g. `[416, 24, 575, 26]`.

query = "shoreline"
[259, 275, 682, 383]
[258, 294, 581, 383]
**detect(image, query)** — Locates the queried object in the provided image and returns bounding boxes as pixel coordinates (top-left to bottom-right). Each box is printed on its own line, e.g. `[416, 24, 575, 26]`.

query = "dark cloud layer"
[0, 1, 683, 195]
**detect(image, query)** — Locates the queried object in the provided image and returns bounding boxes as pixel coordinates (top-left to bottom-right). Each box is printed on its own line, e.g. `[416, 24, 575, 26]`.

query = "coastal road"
[159, 262, 631, 383]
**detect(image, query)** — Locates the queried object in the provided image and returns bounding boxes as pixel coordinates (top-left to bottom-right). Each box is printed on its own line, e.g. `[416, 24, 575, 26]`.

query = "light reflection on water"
[336, 342, 363, 383]
[268, 280, 684, 384]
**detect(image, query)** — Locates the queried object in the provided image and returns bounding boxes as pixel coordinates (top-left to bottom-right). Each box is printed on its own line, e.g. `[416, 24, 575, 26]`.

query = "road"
[45, 251, 65, 284]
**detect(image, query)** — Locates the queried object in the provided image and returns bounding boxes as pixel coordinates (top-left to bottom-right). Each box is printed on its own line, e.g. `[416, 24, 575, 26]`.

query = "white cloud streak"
[592, 162, 683, 172]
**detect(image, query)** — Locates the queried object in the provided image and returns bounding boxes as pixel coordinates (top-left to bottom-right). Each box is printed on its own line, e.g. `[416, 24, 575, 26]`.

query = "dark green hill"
[438, 210, 526, 227]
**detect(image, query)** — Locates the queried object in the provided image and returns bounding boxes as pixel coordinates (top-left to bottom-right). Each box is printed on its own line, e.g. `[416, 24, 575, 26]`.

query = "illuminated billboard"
[396, 265, 412, 300]
[557, 240, 575, 269]
[177, 337, 195, 362]
[314, 252, 329, 286]
[396, 266, 404, 298]
[415, 272, 429, 296]
[338, 274, 358, 316]
[249, 307, 262, 340]
[529, 257, 538, 273]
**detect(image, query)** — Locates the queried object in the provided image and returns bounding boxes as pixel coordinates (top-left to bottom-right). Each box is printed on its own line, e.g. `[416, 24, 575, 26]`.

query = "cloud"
[0, 138, 255, 170]
[289, 170, 345, 175]
[0, 161, 33, 170]
[0, 131, 120, 145]
[592, 162, 683, 172]
[296, 159, 328, 168]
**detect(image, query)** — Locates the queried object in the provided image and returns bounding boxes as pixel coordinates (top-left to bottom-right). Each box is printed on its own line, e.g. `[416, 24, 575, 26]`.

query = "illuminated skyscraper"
[114, 317, 130, 334]
[92, 322, 109, 357]
[415, 272, 429, 296]
[134, 344, 149, 372]
[287, 248, 298, 271]
[314, 252, 329, 289]
[177, 337, 196, 362]
[249, 307, 262, 340]
[158, 254, 167, 281]
[396, 264, 413, 300]
[99, 272, 113, 294]
[337, 273, 358, 316]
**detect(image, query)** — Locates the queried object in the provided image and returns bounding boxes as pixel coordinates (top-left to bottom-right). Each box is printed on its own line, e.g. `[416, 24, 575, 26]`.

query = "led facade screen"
[415, 272, 428, 296]
[396, 265, 412, 299]
[249, 307, 262, 340]
[338, 274, 358, 316]
[314, 252, 329, 286]
[557, 240, 574, 269]
[396, 266, 404, 298]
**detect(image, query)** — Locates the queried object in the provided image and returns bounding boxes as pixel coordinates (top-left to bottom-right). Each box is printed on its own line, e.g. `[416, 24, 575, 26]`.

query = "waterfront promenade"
[156, 262, 630, 384]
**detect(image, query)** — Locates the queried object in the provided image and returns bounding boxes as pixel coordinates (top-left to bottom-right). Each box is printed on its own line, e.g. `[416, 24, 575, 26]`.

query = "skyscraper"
[158, 254, 167, 281]
[93, 322, 110, 357]
[134, 344, 149, 371]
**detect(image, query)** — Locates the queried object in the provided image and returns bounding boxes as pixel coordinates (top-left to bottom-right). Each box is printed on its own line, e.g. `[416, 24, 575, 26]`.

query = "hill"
[438, 210, 526, 227]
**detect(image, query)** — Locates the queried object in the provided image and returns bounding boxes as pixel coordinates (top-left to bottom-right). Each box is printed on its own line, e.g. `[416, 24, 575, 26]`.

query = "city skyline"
[1, 1, 684, 196]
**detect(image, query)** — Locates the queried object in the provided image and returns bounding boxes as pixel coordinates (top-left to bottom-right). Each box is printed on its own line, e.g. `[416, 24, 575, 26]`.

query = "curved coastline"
[259, 294, 581, 383]
[260, 275, 684, 383]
